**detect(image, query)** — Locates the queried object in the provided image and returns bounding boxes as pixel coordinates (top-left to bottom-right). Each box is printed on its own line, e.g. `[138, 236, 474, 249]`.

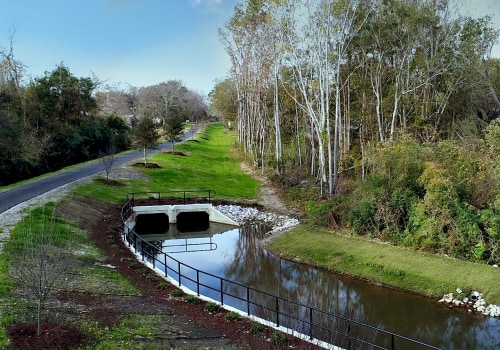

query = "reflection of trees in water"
[224, 224, 280, 290]
[132, 223, 500, 349]
[335, 280, 500, 349]
[221, 224, 375, 347]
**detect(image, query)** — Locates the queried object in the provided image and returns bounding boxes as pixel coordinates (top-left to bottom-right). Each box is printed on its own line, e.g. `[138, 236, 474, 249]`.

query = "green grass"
[0, 202, 140, 349]
[267, 224, 500, 304]
[73, 124, 261, 203]
[79, 314, 169, 349]
[3, 122, 499, 347]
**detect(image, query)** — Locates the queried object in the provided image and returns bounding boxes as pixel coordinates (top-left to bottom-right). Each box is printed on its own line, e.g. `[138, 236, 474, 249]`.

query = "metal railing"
[125, 190, 216, 206]
[120, 198, 441, 350]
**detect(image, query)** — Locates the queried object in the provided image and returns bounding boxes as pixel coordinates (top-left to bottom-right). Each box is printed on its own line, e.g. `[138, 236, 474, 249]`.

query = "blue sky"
[0, 0, 499, 97]
[0, 0, 241, 96]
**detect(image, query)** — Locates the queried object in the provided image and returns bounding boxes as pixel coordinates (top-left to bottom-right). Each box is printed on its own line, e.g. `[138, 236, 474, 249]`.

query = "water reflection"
[142, 224, 500, 350]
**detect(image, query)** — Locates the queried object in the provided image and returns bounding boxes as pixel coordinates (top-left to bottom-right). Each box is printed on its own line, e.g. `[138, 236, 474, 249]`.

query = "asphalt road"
[0, 124, 201, 214]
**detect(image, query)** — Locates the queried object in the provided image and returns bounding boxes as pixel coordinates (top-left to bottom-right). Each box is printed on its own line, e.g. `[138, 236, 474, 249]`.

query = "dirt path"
[239, 162, 298, 216]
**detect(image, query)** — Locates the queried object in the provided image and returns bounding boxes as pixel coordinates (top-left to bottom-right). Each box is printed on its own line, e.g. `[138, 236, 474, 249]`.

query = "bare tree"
[100, 146, 117, 180]
[9, 219, 75, 336]
[0, 29, 25, 90]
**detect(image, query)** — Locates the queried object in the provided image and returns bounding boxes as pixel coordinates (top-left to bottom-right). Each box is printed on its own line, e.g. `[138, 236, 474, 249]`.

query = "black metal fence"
[121, 197, 441, 350]
[125, 190, 216, 206]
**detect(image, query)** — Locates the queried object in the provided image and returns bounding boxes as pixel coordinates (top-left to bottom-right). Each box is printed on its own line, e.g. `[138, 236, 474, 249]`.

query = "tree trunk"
[37, 299, 42, 336]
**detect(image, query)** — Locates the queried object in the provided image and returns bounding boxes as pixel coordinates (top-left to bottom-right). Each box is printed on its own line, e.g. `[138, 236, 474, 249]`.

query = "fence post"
[276, 296, 280, 327]
[178, 261, 182, 286]
[220, 279, 224, 305]
[391, 334, 395, 350]
[164, 254, 167, 277]
[247, 288, 250, 316]
[309, 308, 313, 340]
[197, 270, 200, 296]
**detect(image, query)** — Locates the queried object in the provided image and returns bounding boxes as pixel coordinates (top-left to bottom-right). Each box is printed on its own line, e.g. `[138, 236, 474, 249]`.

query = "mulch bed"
[7, 322, 87, 350]
[132, 162, 161, 168]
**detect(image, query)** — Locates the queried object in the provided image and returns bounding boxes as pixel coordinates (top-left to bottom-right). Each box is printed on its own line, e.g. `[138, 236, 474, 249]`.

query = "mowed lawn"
[75, 123, 500, 305]
[73, 124, 262, 204]
[267, 224, 500, 304]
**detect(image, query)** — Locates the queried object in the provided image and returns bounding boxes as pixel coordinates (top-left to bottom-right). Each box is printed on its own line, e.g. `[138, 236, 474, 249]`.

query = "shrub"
[204, 302, 220, 313]
[271, 331, 285, 345]
[347, 199, 376, 235]
[170, 289, 183, 297]
[249, 322, 264, 334]
[224, 311, 239, 322]
[145, 274, 157, 283]
[156, 282, 168, 290]
[185, 295, 200, 304]
[305, 200, 338, 228]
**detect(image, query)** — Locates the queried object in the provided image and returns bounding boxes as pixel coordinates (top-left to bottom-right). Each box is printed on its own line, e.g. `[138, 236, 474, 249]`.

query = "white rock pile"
[439, 288, 500, 318]
[215, 204, 300, 235]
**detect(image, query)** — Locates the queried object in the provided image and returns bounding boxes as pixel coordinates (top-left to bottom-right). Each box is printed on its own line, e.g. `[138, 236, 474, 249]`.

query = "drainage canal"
[130, 218, 500, 350]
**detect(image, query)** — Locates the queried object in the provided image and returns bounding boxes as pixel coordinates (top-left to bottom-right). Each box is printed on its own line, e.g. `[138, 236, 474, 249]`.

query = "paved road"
[0, 124, 201, 214]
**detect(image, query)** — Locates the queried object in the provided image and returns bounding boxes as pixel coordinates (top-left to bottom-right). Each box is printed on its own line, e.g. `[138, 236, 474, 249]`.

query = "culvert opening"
[134, 213, 169, 234]
[176, 212, 210, 232]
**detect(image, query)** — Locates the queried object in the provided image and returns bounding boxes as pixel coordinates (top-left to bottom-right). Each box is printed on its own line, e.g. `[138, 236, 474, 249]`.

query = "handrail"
[120, 199, 441, 350]
[125, 190, 216, 205]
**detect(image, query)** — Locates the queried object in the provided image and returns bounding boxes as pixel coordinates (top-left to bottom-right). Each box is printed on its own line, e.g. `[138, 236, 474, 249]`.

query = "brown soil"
[7, 322, 87, 350]
[164, 150, 187, 156]
[7, 195, 321, 350]
[132, 162, 161, 168]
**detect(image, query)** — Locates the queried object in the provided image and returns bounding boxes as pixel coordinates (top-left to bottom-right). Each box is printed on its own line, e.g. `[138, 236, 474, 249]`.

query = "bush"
[224, 311, 239, 322]
[347, 199, 377, 235]
[170, 289, 183, 297]
[156, 282, 168, 290]
[271, 332, 285, 345]
[145, 274, 157, 283]
[204, 302, 220, 313]
[249, 322, 264, 334]
[305, 200, 338, 228]
[185, 295, 200, 304]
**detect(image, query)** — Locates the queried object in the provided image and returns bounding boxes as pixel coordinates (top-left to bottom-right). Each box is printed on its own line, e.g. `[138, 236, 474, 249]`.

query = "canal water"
[137, 223, 500, 349]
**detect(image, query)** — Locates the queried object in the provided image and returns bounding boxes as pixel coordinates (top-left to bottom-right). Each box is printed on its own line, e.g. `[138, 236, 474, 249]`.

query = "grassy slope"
[267, 225, 500, 304]
[72, 123, 500, 304]
[2, 123, 498, 348]
[73, 124, 261, 203]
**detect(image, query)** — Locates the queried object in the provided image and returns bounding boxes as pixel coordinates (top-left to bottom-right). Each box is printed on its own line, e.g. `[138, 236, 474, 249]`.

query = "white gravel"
[215, 204, 300, 235]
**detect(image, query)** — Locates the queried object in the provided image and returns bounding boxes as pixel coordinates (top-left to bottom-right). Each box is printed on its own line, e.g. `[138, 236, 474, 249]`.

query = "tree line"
[0, 43, 208, 185]
[212, 0, 500, 264]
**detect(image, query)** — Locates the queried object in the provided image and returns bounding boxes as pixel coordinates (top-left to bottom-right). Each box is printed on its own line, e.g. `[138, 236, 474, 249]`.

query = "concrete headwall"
[131, 204, 238, 226]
